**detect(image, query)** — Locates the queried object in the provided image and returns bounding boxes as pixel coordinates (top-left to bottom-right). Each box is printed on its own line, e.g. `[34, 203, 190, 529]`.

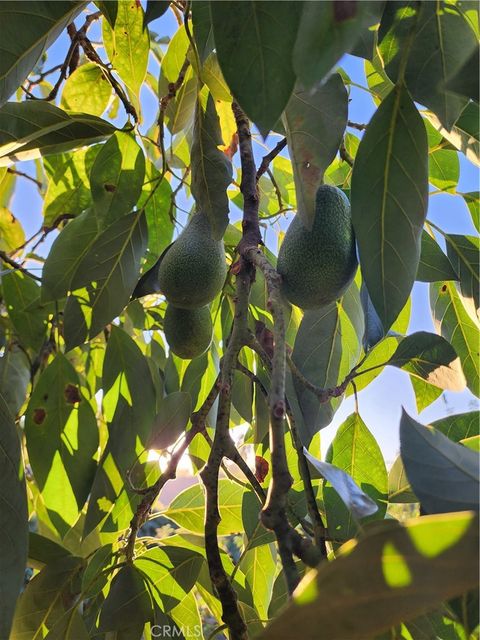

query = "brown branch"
[256, 137, 287, 181]
[200, 273, 251, 640]
[339, 139, 354, 167]
[347, 120, 367, 131]
[266, 168, 283, 212]
[6, 168, 42, 190]
[0, 251, 41, 281]
[232, 103, 262, 254]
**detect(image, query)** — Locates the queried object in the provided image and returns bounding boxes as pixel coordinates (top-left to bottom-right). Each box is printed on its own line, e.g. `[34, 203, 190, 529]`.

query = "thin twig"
[0, 252, 41, 281]
[256, 137, 287, 181]
[347, 120, 367, 131]
[6, 168, 42, 189]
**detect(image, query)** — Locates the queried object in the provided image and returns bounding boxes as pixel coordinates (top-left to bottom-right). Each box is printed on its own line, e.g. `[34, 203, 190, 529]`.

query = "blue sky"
[8, 5, 479, 463]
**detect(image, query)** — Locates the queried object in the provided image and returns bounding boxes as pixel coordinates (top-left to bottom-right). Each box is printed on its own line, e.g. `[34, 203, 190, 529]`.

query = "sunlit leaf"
[2, 270, 48, 351]
[424, 102, 480, 167]
[24, 354, 98, 535]
[283, 74, 348, 229]
[462, 191, 479, 232]
[430, 281, 480, 395]
[429, 148, 459, 193]
[102, 1, 149, 116]
[61, 63, 112, 116]
[400, 410, 479, 514]
[432, 411, 480, 442]
[388, 455, 418, 503]
[0, 206, 24, 255]
[0, 394, 27, 640]
[211, 0, 302, 136]
[351, 84, 428, 330]
[445, 234, 479, 316]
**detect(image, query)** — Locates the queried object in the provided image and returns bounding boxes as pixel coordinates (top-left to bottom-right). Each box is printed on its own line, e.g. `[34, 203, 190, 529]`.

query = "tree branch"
[256, 137, 287, 181]
[0, 252, 42, 281]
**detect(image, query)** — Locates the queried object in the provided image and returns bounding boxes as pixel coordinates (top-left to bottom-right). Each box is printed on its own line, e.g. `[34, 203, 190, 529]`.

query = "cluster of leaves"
[0, 1, 478, 639]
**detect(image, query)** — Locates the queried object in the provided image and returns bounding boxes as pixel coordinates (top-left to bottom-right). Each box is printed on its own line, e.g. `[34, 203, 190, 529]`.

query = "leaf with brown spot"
[33, 408, 46, 425]
[64, 384, 81, 405]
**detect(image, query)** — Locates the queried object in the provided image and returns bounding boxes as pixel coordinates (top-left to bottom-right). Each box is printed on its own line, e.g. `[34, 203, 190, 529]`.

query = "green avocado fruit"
[158, 212, 227, 309]
[277, 185, 357, 309]
[164, 304, 212, 359]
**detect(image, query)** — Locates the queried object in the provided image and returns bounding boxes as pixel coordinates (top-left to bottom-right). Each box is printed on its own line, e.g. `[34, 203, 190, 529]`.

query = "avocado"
[277, 185, 357, 309]
[158, 212, 227, 309]
[164, 304, 212, 359]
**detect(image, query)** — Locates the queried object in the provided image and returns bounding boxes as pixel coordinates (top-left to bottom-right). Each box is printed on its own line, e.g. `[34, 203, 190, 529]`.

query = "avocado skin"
[277, 185, 357, 309]
[158, 212, 227, 309]
[164, 304, 212, 359]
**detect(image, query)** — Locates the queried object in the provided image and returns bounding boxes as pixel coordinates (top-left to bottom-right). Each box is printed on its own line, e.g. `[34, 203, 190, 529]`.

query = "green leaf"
[84, 326, 156, 535]
[261, 511, 479, 640]
[444, 46, 479, 103]
[388, 331, 466, 391]
[416, 231, 458, 282]
[0, 101, 115, 167]
[99, 565, 152, 632]
[102, 1, 149, 115]
[42, 146, 100, 227]
[0, 1, 85, 106]
[0, 345, 30, 417]
[410, 376, 443, 413]
[138, 163, 174, 262]
[147, 391, 192, 450]
[135, 546, 203, 612]
[282, 73, 348, 228]
[41, 209, 100, 302]
[190, 94, 232, 239]
[238, 543, 276, 621]
[60, 62, 112, 117]
[293, 1, 384, 87]
[0, 207, 24, 252]
[429, 148, 459, 193]
[95, 1, 117, 28]
[425, 102, 480, 167]
[400, 410, 479, 513]
[144, 0, 169, 25]
[430, 281, 480, 395]
[313, 414, 385, 532]
[11, 556, 84, 640]
[211, 0, 302, 136]
[2, 270, 48, 351]
[64, 211, 148, 349]
[432, 411, 479, 442]
[462, 191, 479, 232]
[90, 131, 145, 227]
[380, 2, 476, 129]
[388, 455, 418, 503]
[27, 532, 71, 570]
[351, 84, 429, 330]
[291, 285, 363, 444]
[192, 0, 214, 64]
[165, 480, 245, 534]
[25, 354, 98, 535]
[445, 234, 479, 315]
[0, 394, 27, 640]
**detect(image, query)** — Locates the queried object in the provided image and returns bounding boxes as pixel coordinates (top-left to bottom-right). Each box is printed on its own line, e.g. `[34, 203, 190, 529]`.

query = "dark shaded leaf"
[416, 231, 458, 282]
[0, 345, 30, 416]
[430, 281, 479, 395]
[445, 234, 479, 316]
[261, 512, 479, 640]
[190, 94, 232, 239]
[0, 394, 27, 640]
[95, 1, 117, 28]
[2, 270, 48, 351]
[24, 354, 98, 535]
[351, 84, 428, 330]
[41, 209, 99, 302]
[192, 0, 214, 63]
[144, 0, 169, 25]
[444, 46, 479, 103]
[64, 212, 148, 349]
[89, 131, 145, 227]
[360, 280, 385, 350]
[293, 1, 384, 87]
[0, 1, 85, 107]
[98, 565, 152, 631]
[462, 191, 479, 232]
[27, 532, 71, 570]
[400, 410, 479, 514]
[283, 73, 348, 228]
[388, 455, 418, 503]
[388, 331, 466, 391]
[147, 391, 191, 450]
[0, 101, 115, 167]
[379, 2, 476, 129]
[211, 1, 302, 136]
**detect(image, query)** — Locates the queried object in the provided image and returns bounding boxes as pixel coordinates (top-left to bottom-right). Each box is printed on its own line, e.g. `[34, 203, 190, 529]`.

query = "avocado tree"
[0, 1, 479, 639]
